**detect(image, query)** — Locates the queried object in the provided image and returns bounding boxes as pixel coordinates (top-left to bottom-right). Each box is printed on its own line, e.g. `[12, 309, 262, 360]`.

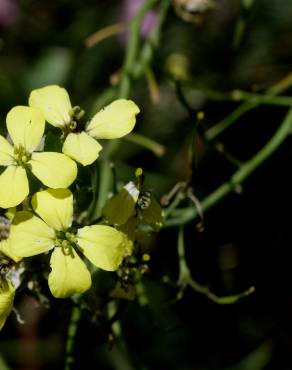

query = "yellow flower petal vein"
[0, 166, 29, 209]
[29, 85, 72, 128]
[0, 135, 14, 166]
[86, 99, 140, 139]
[62, 132, 102, 166]
[48, 248, 91, 298]
[77, 225, 127, 271]
[29, 152, 77, 188]
[6, 106, 45, 152]
[9, 211, 55, 257]
[31, 188, 73, 231]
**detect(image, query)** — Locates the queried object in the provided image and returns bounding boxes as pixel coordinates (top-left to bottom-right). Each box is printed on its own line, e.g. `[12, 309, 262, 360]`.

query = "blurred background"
[1, 0, 292, 369]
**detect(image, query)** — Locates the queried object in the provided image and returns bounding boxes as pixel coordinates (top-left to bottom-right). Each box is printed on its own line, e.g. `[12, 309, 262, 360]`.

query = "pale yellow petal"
[0, 280, 15, 331]
[0, 166, 29, 208]
[86, 99, 140, 139]
[77, 225, 127, 271]
[29, 85, 72, 128]
[62, 132, 102, 166]
[29, 152, 77, 188]
[31, 188, 73, 231]
[118, 217, 138, 256]
[6, 106, 45, 152]
[48, 247, 91, 298]
[0, 239, 22, 263]
[102, 181, 139, 225]
[9, 211, 55, 257]
[5, 207, 16, 221]
[0, 135, 14, 166]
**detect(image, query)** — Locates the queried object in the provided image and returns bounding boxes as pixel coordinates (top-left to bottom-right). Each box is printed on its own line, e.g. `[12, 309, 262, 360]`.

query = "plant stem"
[176, 227, 255, 304]
[124, 132, 165, 157]
[118, 0, 159, 99]
[64, 306, 81, 370]
[95, 159, 113, 218]
[202, 89, 292, 106]
[206, 101, 257, 141]
[231, 90, 292, 106]
[205, 72, 292, 140]
[85, 23, 127, 48]
[165, 107, 292, 227]
[91, 0, 170, 220]
[132, 0, 172, 78]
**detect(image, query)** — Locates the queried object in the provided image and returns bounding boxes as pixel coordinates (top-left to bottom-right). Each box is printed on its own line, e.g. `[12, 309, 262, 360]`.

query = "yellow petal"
[0, 280, 15, 331]
[77, 225, 127, 271]
[0, 135, 14, 166]
[118, 217, 138, 256]
[62, 132, 102, 166]
[29, 152, 77, 188]
[86, 99, 140, 139]
[0, 239, 22, 263]
[9, 211, 55, 257]
[0, 166, 29, 208]
[48, 247, 91, 298]
[5, 207, 16, 221]
[6, 106, 45, 152]
[29, 85, 72, 128]
[140, 194, 164, 231]
[32, 188, 73, 231]
[102, 181, 139, 225]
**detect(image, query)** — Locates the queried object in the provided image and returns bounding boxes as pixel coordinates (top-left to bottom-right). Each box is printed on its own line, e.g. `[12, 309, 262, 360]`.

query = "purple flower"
[121, 0, 158, 41]
[0, 0, 19, 27]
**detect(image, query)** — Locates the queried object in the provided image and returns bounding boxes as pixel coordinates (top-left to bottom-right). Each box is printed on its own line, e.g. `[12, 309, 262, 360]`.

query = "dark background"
[1, 0, 292, 369]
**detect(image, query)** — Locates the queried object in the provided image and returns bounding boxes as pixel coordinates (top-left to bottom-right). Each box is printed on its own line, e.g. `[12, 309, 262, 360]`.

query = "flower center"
[55, 231, 77, 257]
[14, 145, 31, 166]
[62, 106, 85, 139]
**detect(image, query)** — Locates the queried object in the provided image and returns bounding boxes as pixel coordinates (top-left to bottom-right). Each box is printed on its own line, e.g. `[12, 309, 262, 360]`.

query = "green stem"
[89, 0, 164, 221]
[132, 0, 172, 78]
[206, 72, 292, 140]
[231, 90, 292, 106]
[136, 281, 149, 306]
[165, 107, 292, 227]
[64, 306, 81, 370]
[91, 159, 113, 220]
[118, 0, 159, 99]
[203, 89, 292, 106]
[177, 226, 191, 281]
[176, 227, 254, 303]
[232, 0, 255, 49]
[206, 101, 257, 141]
[163, 191, 185, 218]
[124, 132, 165, 157]
[174, 81, 243, 167]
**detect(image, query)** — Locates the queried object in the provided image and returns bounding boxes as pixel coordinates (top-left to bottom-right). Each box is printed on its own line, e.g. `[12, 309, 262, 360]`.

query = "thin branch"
[177, 227, 255, 304]
[206, 72, 292, 140]
[174, 81, 243, 167]
[124, 132, 165, 157]
[165, 107, 292, 227]
[118, 0, 159, 99]
[85, 23, 127, 48]
[64, 306, 81, 370]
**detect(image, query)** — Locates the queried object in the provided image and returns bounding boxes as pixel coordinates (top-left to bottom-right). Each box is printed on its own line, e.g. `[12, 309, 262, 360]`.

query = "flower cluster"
[0, 85, 140, 330]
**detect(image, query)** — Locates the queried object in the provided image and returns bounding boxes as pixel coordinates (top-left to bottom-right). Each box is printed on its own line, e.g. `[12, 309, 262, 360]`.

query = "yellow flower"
[9, 188, 129, 298]
[0, 239, 22, 263]
[0, 279, 15, 331]
[102, 169, 163, 231]
[29, 85, 140, 166]
[0, 106, 77, 208]
[0, 240, 21, 331]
